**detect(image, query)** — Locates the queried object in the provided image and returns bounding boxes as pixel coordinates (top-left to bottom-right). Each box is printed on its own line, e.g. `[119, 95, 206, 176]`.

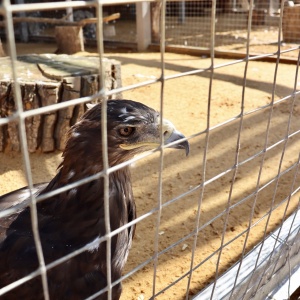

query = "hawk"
[0, 99, 189, 299]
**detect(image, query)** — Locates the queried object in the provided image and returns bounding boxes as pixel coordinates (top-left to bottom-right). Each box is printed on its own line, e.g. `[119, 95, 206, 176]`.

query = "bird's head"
[61, 100, 189, 176]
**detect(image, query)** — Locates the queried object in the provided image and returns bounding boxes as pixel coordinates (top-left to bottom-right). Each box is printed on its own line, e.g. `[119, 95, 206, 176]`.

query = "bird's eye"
[119, 127, 134, 137]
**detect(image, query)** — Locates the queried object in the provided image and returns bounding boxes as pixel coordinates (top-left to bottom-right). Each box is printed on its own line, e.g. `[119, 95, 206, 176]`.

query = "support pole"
[136, 2, 151, 51]
[16, 0, 29, 42]
[178, 1, 185, 24]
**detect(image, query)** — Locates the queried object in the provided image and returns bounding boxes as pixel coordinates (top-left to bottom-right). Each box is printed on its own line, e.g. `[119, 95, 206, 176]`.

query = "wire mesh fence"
[163, 0, 300, 60]
[2, 1, 300, 54]
[0, 0, 300, 300]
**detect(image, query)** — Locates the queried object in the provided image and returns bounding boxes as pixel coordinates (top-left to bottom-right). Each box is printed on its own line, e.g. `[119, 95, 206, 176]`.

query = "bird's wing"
[0, 183, 48, 211]
[0, 183, 48, 243]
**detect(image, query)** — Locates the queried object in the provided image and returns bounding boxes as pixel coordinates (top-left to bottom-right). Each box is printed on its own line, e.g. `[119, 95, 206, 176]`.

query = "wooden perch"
[55, 26, 85, 54]
[0, 13, 121, 54]
[0, 13, 120, 27]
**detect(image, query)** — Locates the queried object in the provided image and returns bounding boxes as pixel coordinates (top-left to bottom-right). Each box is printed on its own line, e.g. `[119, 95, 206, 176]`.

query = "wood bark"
[282, 5, 300, 43]
[37, 83, 60, 152]
[55, 77, 80, 150]
[5, 83, 20, 152]
[55, 26, 84, 55]
[0, 54, 122, 153]
[22, 82, 40, 152]
[151, 2, 162, 44]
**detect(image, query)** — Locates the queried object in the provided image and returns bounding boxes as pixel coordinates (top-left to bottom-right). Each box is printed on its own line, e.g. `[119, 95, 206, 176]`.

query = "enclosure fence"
[0, 0, 300, 300]
[3, 0, 300, 55]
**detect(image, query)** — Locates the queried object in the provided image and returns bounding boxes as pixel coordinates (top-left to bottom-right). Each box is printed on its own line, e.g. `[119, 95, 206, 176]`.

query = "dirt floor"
[0, 43, 300, 299]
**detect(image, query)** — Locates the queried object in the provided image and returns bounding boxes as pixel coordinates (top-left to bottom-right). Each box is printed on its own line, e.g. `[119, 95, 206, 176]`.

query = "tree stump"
[282, 4, 300, 43]
[151, 2, 162, 44]
[0, 54, 122, 153]
[55, 26, 85, 54]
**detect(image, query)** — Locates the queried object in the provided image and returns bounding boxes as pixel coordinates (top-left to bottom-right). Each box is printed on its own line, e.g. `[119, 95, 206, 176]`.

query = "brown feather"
[0, 100, 189, 299]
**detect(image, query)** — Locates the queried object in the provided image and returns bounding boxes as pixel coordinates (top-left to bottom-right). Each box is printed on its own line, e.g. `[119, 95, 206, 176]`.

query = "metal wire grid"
[206, 1, 300, 298]
[195, 203, 300, 299]
[0, 0, 300, 300]
[164, 0, 298, 55]
[2, 1, 298, 54]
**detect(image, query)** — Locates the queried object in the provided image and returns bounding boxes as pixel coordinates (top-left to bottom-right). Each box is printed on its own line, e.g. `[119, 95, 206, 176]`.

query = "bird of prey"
[0, 99, 189, 300]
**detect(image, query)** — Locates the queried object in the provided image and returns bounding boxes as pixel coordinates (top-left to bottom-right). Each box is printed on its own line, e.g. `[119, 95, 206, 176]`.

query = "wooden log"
[55, 77, 80, 150]
[282, 5, 300, 43]
[81, 74, 99, 106]
[78, 13, 121, 25]
[151, 2, 162, 44]
[0, 14, 121, 28]
[0, 14, 121, 55]
[55, 26, 84, 55]
[0, 54, 122, 153]
[102, 59, 115, 96]
[37, 83, 60, 152]
[2, 82, 41, 152]
[22, 82, 40, 152]
[111, 59, 122, 99]
[5, 83, 20, 152]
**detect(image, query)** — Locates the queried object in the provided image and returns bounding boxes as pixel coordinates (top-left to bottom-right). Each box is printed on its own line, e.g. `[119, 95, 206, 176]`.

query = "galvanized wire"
[239, 1, 292, 297]
[0, 1, 300, 299]
[249, 23, 300, 298]
[152, 0, 166, 299]
[186, 0, 216, 298]
[211, 0, 253, 296]
[2, 1, 50, 299]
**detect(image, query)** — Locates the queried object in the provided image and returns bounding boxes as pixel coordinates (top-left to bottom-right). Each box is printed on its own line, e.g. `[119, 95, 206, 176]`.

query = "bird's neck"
[43, 160, 133, 220]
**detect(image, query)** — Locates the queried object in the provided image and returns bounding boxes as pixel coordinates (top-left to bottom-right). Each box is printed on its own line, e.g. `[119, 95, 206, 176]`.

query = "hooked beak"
[162, 119, 190, 156]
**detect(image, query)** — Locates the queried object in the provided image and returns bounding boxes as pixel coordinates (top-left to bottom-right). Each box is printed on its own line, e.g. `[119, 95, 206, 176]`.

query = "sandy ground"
[0, 43, 300, 299]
